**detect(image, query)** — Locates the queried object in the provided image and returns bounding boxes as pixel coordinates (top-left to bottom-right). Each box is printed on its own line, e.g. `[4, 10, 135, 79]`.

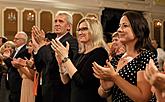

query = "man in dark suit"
[3, 32, 31, 102]
[32, 11, 78, 102]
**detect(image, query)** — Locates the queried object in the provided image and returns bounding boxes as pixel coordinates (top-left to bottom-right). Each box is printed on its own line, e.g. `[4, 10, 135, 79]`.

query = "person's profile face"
[117, 16, 136, 44]
[54, 15, 70, 36]
[112, 36, 120, 48]
[13, 33, 25, 47]
[151, 40, 158, 48]
[27, 41, 33, 54]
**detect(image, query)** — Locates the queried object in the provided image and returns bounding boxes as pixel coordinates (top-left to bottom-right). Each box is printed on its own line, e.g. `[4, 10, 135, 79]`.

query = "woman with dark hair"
[0, 37, 8, 47]
[92, 11, 158, 102]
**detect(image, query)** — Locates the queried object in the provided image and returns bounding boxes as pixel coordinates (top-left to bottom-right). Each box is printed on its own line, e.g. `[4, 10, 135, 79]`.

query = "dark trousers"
[0, 74, 10, 102]
[35, 84, 42, 102]
[9, 92, 20, 102]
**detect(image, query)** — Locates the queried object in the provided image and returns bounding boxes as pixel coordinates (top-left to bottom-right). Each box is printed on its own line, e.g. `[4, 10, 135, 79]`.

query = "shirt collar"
[16, 44, 25, 51]
[56, 32, 68, 41]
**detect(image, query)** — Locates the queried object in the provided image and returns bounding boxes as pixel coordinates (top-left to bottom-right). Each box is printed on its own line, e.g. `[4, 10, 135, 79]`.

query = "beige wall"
[0, 0, 165, 48]
[0, 1, 101, 39]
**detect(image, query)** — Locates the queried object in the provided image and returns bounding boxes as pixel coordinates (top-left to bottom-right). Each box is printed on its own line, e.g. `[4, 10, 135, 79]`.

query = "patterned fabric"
[110, 49, 158, 102]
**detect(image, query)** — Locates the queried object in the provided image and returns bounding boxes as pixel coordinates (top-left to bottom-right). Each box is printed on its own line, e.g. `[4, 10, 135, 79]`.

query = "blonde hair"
[77, 17, 109, 53]
[0, 41, 15, 54]
[112, 32, 119, 38]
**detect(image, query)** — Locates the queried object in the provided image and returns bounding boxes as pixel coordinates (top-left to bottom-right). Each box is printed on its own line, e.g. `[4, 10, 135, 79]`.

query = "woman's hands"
[11, 58, 34, 69]
[144, 59, 165, 92]
[51, 39, 69, 63]
[2, 48, 12, 59]
[11, 58, 27, 69]
[100, 79, 114, 91]
[92, 60, 118, 81]
[144, 59, 165, 102]
[26, 58, 34, 69]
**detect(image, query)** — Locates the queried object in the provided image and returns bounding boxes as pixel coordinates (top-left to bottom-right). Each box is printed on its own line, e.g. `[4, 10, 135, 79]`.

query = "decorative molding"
[86, 13, 98, 19]
[39, 9, 54, 30]
[2, 7, 19, 35]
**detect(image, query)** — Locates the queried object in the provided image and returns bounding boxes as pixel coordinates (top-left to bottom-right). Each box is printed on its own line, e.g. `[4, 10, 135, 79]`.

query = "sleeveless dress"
[20, 69, 35, 102]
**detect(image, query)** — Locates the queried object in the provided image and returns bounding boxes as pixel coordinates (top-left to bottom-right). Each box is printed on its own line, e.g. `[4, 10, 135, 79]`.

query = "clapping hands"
[144, 59, 165, 92]
[11, 58, 27, 69]
[92, 60, 117, 81]
[51, 39, 69, 64]
[31, 26, 46, 52]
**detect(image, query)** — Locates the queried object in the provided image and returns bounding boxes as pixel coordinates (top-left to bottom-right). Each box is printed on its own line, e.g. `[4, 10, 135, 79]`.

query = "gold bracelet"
[62, 57, 69, 63]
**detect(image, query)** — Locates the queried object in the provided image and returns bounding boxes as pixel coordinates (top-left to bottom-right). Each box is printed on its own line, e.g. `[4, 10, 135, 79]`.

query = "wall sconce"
[8, 12, 16, 23]
[154, 20, 162, 28]
[27, 12, 34, 22]
[156, 21, 162, 27]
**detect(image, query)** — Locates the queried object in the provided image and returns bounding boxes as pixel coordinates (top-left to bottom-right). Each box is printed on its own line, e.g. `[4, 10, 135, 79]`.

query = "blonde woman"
[0, 41, 15, 57]
[51, 17, 109, 102]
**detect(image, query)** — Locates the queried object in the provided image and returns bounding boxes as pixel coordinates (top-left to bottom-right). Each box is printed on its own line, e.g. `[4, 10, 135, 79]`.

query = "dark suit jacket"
[4, 45, 31, 102]
[34, 32, 78, 102]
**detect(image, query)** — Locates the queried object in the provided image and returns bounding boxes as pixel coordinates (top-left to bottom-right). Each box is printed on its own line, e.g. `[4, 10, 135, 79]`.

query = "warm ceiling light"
[156, 21, 162, 26]
[8, 11, 16, 23]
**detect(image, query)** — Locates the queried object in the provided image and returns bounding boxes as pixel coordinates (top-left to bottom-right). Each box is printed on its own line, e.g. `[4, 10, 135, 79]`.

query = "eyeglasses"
[77, 27, 88, 32]
[14, 38, 25, 41]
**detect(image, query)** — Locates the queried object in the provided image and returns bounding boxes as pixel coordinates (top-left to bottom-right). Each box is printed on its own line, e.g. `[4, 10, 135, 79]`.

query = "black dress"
[109, 50, 158, 102]
[71, 47, 109, 102]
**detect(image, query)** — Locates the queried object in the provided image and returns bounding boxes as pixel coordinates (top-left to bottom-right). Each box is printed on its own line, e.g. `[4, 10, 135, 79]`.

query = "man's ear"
[67, 24, 72, 31]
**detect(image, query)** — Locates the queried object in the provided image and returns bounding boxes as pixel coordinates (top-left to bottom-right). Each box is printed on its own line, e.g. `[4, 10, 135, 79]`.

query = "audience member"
[31, 11, 78, 102]
[0, 40, 14, 102]
[3, 32, 31, 102]
[151, 39, 165, 70]
[109, 32, 125, 59]
[92, 11, 158, 102]
[0, 36, 8, 88]
[0, 36, 8, 47]
[0, 41, 15, 55]
[145, 59, 165, 102]
[11, 40, 35, 102]
[51, 17, 109, 102]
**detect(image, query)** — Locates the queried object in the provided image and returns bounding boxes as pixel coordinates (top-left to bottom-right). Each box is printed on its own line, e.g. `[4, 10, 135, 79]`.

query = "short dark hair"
[0, 36, 8, 44]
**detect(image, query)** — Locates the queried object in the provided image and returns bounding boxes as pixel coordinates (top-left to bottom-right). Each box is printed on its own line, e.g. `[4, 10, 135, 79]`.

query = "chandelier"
[154, 20, 162, 28]
[7, 12, 16, 23]
[27, 12, 34, 22]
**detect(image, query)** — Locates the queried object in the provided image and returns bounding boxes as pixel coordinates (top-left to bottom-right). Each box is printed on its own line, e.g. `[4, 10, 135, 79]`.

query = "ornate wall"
[0, 0, 165, 49]
[0, 1, 101, 40]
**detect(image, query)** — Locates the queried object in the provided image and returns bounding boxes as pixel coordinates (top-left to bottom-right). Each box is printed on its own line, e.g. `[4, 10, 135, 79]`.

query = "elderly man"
[3, 32, 31, 102]
[32, 11, 78, 102]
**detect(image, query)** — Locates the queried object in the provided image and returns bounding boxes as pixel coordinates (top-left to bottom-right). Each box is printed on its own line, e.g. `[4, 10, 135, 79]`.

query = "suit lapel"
[59, 32, 71, 43]
[14, 45, 26, 58]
